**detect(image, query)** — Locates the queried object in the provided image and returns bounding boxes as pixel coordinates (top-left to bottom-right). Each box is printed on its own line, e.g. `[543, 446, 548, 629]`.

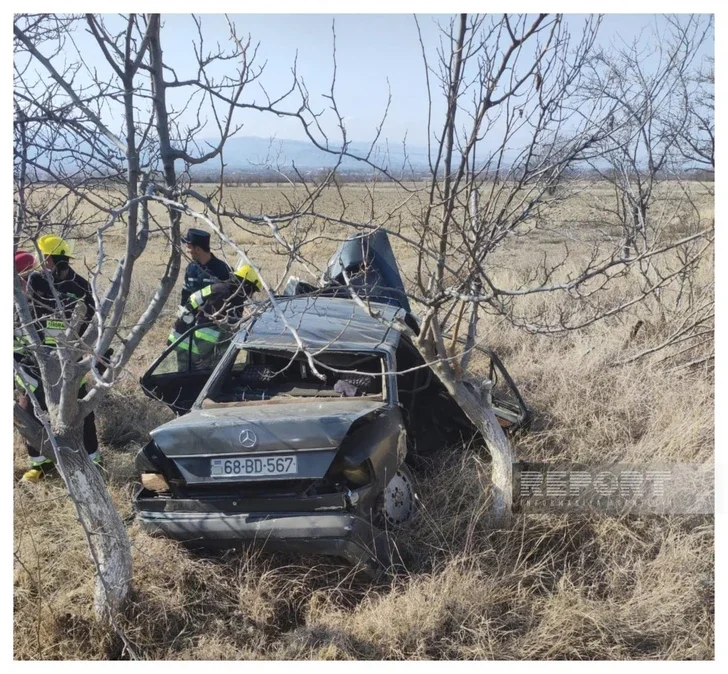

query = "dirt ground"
[13, 180, 714, 659]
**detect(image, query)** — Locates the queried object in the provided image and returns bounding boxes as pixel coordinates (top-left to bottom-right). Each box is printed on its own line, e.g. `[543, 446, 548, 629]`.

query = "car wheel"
[377, 464, 416, 527]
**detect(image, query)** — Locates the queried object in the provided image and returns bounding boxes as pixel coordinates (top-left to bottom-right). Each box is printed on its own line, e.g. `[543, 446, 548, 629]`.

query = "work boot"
[21, 459, 55, 483]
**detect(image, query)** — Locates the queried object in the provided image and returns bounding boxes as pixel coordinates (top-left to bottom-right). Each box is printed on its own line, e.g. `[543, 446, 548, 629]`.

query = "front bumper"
[135, 495, 391, 568]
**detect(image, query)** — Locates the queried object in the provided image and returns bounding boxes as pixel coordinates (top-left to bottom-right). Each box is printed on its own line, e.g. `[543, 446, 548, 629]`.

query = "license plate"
[210, 455, 298, 479]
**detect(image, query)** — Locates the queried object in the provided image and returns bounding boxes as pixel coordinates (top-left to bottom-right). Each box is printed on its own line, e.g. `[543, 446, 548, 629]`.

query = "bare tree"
[12, 12, 323, 628]
[582, 15, 712, 258]
[14, 13, 170, 626]
[674, 30, 714, 186]
[578, 15, 714, 366]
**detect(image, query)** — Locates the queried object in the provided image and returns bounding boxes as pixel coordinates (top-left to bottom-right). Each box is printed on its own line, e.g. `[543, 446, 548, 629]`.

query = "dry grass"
[13, 182, 714, 660]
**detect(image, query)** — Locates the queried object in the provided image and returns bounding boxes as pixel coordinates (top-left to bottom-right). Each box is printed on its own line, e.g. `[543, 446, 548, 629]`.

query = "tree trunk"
[424, 356, 514, 527]
[14, 403, 132, 620]
[55, 431, 132, 620]
[452, 379, 513, 527]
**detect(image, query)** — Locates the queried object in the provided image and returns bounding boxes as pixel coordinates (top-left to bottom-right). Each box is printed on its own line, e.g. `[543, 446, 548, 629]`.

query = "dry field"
[13, 181, 714, 659]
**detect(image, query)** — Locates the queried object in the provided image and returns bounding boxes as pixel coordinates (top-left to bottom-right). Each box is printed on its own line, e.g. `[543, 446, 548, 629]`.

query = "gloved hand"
[176, 305, 196, 325]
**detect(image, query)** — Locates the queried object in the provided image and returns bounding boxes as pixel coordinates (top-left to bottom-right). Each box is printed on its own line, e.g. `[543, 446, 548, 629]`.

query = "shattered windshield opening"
[202, 347, 387, 407]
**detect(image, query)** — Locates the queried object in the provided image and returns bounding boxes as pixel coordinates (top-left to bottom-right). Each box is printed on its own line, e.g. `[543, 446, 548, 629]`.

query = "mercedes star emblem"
[239, 429, 258, 448]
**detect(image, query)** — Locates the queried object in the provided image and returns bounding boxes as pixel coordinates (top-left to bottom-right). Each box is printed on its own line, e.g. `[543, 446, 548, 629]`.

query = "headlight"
[339, 460, 372, 487]
[141, 473, 171, 493]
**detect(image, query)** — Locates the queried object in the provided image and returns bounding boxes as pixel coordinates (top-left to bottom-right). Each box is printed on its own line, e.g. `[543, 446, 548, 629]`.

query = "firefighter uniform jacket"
[181, 254, 232, 306]
[26, 268, 95, 347]
[168, 279, 249, 369]
[13, 310, 41, 394]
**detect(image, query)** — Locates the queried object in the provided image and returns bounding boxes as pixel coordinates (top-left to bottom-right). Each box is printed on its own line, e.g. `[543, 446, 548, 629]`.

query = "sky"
[20, 13, 714, 149]
[157, 14, 714, 145]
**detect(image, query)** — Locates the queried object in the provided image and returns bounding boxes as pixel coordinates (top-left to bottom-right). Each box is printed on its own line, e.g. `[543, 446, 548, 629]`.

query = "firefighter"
[168, 263, 262, 371]
[14, 251, 35, 281]
[14, 252, 36, 358]
[17, 236, 102, 482]
[180, 228, 232, 305]
[27, 235, 95, 345]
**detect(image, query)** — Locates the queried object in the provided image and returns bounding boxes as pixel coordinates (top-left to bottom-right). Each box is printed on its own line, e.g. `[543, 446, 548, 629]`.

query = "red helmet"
[15, 251, 36, 276]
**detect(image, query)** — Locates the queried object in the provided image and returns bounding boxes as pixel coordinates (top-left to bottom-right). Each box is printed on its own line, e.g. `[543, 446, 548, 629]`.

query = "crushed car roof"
[237, 296, 405, 351]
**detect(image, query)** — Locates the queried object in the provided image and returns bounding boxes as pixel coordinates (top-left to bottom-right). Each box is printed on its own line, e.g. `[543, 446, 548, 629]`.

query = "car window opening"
[203, 348, 387, 407]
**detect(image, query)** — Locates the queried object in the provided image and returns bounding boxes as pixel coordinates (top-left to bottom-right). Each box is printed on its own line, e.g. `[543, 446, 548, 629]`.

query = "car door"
[485, 350, 532, 431]
[140, 325, 232, 415]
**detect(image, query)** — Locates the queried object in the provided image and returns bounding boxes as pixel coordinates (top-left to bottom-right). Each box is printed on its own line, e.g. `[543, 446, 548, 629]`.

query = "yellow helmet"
[37, 235, 73, 257]
[234, 264, 262, 290]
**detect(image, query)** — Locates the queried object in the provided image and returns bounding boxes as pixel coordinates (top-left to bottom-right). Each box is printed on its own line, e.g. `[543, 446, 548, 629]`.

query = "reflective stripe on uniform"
[189, 291, 203, 310]
[168, 331, 201, 355]
[44, 318, 65, 346]
[14, 329, 30, 353]
[15, 372, 84, 393]
[194, 326, 222, 343]
[15, 373, 39, 392]
[190, 284, 214, 310]
[14, 336, 29, 354]
[178, 339, 201, 355]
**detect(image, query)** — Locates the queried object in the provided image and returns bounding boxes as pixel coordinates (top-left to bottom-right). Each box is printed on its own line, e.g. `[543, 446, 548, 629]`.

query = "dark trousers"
[17, 383, 98, 460]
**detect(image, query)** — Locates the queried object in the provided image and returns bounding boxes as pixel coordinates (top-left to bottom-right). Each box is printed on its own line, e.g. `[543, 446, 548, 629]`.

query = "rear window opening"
[202, 348, 387, 407]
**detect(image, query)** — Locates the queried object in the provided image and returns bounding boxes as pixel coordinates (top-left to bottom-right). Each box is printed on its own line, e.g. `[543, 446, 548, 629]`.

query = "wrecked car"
[135, 232, 530, 569]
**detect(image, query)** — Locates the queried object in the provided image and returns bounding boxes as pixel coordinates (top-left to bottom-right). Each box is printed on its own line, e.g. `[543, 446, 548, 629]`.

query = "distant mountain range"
[29, 133, 537, 179]
[190, 136, 433, 173]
